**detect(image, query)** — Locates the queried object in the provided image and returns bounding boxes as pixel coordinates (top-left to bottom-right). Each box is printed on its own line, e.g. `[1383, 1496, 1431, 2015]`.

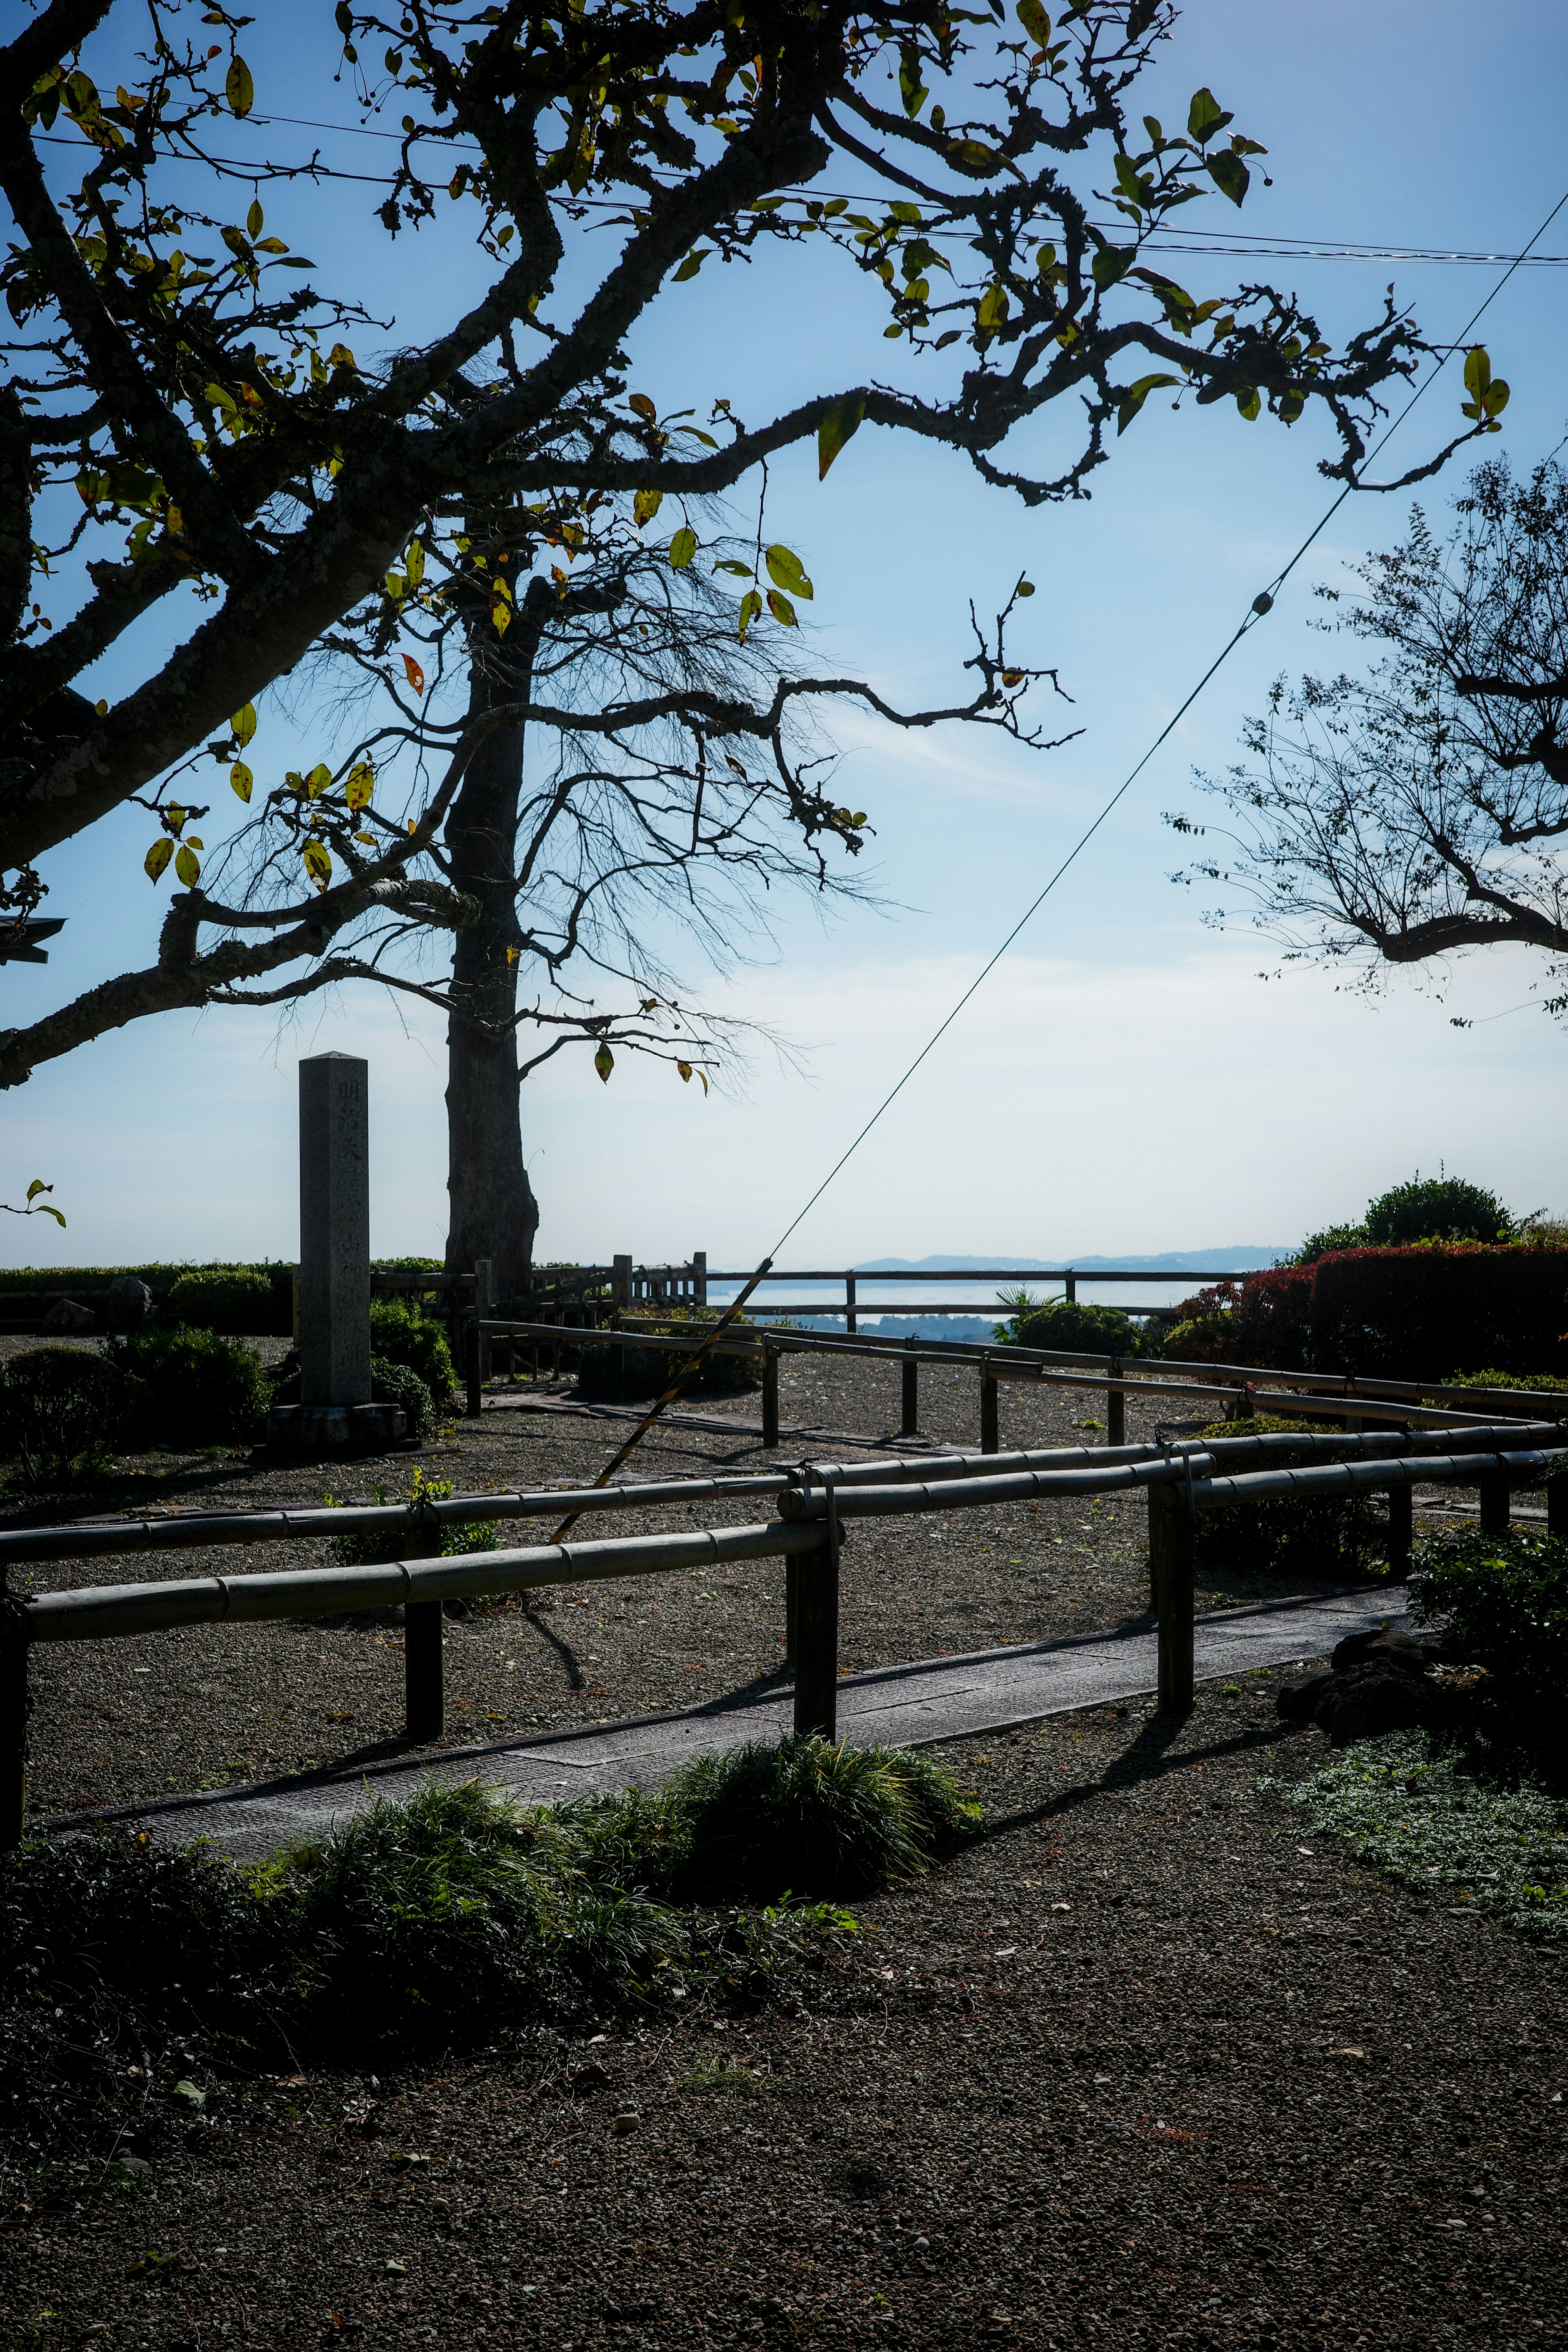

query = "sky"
[6, 0, 1568, 1274]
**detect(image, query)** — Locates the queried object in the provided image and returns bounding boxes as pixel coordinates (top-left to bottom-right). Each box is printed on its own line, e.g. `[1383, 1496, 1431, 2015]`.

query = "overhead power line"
[760, 178, 1568, 1260]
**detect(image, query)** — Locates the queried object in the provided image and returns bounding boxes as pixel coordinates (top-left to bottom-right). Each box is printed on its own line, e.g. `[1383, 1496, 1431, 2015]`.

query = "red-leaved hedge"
[1163, 1245, 1568, 1381]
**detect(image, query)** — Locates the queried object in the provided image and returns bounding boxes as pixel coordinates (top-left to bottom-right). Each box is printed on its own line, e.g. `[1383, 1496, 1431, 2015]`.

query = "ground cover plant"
[0, 1740, 971, 2198]
[326, 1471, 499, 1568]
[1275, 1728, 1568, 1937]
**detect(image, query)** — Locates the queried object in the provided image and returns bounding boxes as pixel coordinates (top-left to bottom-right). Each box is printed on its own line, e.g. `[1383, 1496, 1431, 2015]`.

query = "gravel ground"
[4, 1350, 1385, 1824]
[2, 1688, 1564, 2350]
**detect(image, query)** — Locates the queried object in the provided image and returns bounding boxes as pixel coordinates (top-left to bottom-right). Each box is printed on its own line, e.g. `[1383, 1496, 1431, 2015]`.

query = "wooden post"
[290, 1263, 301, 1344]
[0, 1615, 28, 1853]
[793, 1529, 840, 1741]
[1387, 1481, 1413, 1581]
[1549, 1471, 1568, 1539]
[980, 1361, 999, 1454]
[1479, 1466, 1510, 1536]
[785, 1556, 800, 1667]
[403, 1522, 445, 1742]
[1150, 1482, 1194, 1717]
[693, 1251, 708, 1308]
[762, 1338, 780, 1449]
[901, 1342, 919, 1439]
[845, 1272, 857, 1336]
[466, 1315, 482, 1417]
[1107, 1371, 1125, 1450]
[1064, 1272, 1076, 1304]
[475, 1257, 493, 1390]
[612, 1253, 633, 1310]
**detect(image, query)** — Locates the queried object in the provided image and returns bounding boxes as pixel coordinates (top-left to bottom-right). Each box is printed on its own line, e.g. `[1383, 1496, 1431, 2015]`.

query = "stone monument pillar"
[268, 1053, 406, 1454]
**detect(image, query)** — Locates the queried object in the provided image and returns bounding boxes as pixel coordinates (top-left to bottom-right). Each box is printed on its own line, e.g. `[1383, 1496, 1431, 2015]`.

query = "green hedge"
[0, 1261, 294, 1334]
[996, 1297, 1147, 1358]
[110, 1328, 274, 1447]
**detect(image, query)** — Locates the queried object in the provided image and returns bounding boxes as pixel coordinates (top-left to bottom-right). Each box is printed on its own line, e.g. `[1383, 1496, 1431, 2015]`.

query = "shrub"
[1363, 1174, 1514, 1247]
[370, 1354, 435, 1443]
[370, 1298, 455, 1403]
[109, 1326, 272, 1448]
[1191, 1415, 1389, 1580]
[1157, 1246, 1568, 1380]
[1441, 1368, 1568, 1396]
[327, 1470, 497, 1566]
[993, 1292, 1145, 1359]
[577, 1306, 761, 1401]
[0, 1348, 125, 1490]
[662, 1735, 980, 1902]
[1411, 1526, 1568, 1768]
[164, 1265, 278, 1334]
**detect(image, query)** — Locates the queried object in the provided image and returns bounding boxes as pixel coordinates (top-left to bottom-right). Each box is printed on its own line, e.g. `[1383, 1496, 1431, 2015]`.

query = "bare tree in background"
[1168, 455, 1568, 1020]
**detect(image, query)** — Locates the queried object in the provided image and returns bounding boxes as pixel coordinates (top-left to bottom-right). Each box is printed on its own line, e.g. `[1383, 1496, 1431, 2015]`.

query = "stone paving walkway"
[48, 1583, 1412, 1861]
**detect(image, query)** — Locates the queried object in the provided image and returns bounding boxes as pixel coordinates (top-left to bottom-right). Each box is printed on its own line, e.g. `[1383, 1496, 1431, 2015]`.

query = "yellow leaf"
[231, 702, 257, 746]
[764, 544, 813, 599]
[668, 526, 698, 569]
[302, 840, 332, 890]
[165, 504, 184, 536]
[306, 763, 331, 796]
[175, 844, 201, 887]
[230, 760, 253, 802]
[677, 1060, 692, 1082]
[634, 488, 663, 527]
[247, 196, 264, 236]
[402, 652, 425, 694]
[405, 537, 425, 587]
[594, 1040, 614, 1084]
[492, 597, 511, 635]
[144, 839, 173, 882]
[346, 760, 374, 812]
[225, 56, 254, 118]
[629, 393, 658, 420]
[506, 947, 520, 966]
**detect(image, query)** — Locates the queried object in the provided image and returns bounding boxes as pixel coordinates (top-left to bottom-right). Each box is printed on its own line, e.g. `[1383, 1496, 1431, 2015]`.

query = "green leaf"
[1463, 347, 1492, 400]
[1016, 578, 1035, 597]
[899, 57, 927, 116]
[818, 393, 866, 480]
[673, 250, 707, 282]
[1206, 149, 1250, 205]
[1235, 385, 1261, 421]
[144, 839, 173, 883]
[231, 703, 257, 747]
[712, 559, 755, 577]
[1116, 372, 1180, 433]
[1017, 0, 1051, 45]
[1186, 86, 1233, 145]
[669, 526, 698, 570]
[633, 488, 663, 527]
[766, 589, 797, 627]
[737, 588, 764, 641]
[1091, 245, 1134, 291]
[225, 56, 254, 118]
[764, 545, 814, 599]
[594, 1040, 615, 1083]
[246, 197, 264, 237]
[1126, 0, 1160, 34]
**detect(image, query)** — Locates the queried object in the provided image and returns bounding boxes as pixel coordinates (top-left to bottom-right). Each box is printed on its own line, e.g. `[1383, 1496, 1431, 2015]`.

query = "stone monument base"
[267, 1401, 407, 1456]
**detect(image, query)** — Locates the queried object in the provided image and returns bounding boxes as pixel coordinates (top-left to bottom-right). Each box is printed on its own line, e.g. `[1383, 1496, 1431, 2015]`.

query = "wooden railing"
[2, 1418, 1563, 1851]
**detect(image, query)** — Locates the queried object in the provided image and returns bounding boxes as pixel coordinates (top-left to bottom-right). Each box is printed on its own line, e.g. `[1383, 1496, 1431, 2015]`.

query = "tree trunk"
[442, 580, 551, 1305]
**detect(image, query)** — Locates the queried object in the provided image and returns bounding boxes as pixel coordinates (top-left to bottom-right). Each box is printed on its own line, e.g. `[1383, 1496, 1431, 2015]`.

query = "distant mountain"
[852, 1249, 1290, 1273]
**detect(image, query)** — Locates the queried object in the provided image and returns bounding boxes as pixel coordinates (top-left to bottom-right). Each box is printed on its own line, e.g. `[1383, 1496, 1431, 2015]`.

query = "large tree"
[1169, 456, 1568, 1018]
[0, 0, 1496, 1109]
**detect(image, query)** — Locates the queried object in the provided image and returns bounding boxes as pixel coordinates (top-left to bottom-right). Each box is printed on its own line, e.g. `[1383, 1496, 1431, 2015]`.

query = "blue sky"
[7, 0, 1568, 1270]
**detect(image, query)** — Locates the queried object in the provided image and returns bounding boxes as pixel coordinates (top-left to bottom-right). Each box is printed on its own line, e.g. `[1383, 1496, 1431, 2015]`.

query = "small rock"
[172, 2078, 205, 2110]
[42, 1296, 96, 1333]
[106, 1275, 154, 1332]
[611, 2111, 640, 2135]
[385, 2258, 408, 2275]
[1330, 1626, 1441, 1676]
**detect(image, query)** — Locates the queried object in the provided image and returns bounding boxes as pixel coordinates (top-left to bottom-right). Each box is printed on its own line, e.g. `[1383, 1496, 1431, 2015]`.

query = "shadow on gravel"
[976, 1709, 1299, 1846]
